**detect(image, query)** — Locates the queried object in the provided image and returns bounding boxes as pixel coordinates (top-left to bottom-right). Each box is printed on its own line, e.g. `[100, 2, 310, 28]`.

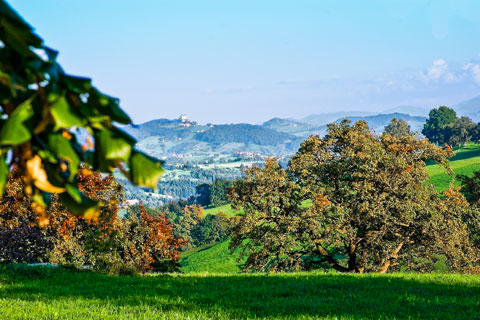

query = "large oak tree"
[229, 120, 480, 273]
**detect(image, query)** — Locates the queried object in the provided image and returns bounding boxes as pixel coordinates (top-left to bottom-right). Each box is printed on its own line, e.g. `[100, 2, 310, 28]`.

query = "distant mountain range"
[299, 111, 375, 126]
[455, 96, 480, 122]
[124, 95, 480, 158]
[125, 112, 424, 158]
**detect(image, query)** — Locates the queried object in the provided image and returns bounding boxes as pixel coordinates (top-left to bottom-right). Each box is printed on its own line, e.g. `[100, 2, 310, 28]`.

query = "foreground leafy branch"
[0, 1, 163, 217]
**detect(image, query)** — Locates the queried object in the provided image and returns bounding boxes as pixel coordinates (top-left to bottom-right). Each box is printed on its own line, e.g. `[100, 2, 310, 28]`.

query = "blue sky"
[9, 0, 480, 124]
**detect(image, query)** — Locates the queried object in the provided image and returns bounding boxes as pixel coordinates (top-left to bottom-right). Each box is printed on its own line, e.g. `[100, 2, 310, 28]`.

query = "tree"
[121, 204, 186, 273]
[191, 212, 230, 246]
[210, 179, 232, 207]
[422, 106, 457, 144]
[229, 159, 305, 272]
[445, 116, 477, 147]
[459, 171, 480, 205]
[383, 118, 413, 137]
[195, 183, 211, 206]
[0, 1, 163, 218]
[230, 120, 480, 273]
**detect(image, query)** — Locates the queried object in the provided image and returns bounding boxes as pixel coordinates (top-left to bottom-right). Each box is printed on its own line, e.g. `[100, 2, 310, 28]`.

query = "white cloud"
[463, 63, 480, 85]
[426, 59, 448, 80]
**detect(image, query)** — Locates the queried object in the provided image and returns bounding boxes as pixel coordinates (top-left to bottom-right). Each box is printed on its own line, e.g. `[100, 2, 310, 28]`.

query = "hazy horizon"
[11, 0, 480, 124]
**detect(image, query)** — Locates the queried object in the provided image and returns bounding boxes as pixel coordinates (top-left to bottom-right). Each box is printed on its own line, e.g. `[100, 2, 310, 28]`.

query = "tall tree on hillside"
[384, 118, 413, 137]
[445, 116, 477, 147]
[195, 183, 212, 207]
[210, 179, 233, 207]
[0, 1, 163, 219]
[422, 106, 457, 144]
[230, 120, 480, 273]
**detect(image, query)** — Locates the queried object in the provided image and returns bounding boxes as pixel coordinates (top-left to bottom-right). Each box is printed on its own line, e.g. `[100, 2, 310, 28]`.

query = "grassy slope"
[203, 204, 242, 217]
[180, 240, 242, 274]
[427, 143, 480, 192]
[182, 144, 480, 274]
[1, 267, 479, 320]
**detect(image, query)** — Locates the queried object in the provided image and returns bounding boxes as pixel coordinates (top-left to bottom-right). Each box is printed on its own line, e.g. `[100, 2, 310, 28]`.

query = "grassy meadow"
[427, 143, 480, 192]
[180, 240, 242, 274]
[1, 267, 480, 320]
[203, 203, 242, 217]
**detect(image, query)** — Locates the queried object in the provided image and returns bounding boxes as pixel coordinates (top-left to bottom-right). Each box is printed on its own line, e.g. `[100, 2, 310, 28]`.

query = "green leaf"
[129, 150, 164, 189]
[0, 70, 16, 97]
[102, 97, 131, 124]
[61, 75, 91, 93]
[0, 1, 43, 57]
[94, 128, 135, 162]
[58, 192, 101, 218]
[49, 94, 85, 130]
[46, 133, 81, 177]
[66, 184, 82, 203]
[90, 89, 131, 124]
[0, 154, 8, 196]
[0, 98, 34, 146]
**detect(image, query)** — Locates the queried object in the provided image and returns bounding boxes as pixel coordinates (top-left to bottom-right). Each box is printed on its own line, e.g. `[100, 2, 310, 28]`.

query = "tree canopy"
[0, 1, 163, 217]
[229, 120, 480, 273]
[384, 118, 413, 137]
[422, 106, 457, 145]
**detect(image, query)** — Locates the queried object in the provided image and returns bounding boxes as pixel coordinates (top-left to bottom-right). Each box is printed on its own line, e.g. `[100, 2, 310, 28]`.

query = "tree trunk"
[378, 241, 404, 274]
[378, 260, 390, 274]
[316, 244, 349, 272]
[348, 244, 357, 272]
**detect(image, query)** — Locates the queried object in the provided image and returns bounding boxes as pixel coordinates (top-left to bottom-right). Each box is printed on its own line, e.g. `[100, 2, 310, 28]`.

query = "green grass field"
[203, 203, 242, 217]
[427, 143, 480, 192]
[180, 240, 242, 274]
[1, 267, 479, 320]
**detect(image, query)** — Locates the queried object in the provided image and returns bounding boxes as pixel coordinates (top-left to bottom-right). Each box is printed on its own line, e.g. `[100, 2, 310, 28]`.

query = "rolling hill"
[332, 112, 426, 134]
[455, 95, 480, 122]
[124, 117, 303, 157]
[299, 111, 374, 126]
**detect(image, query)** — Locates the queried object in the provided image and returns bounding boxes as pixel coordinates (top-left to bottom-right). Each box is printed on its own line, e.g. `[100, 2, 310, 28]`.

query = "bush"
[0, 224, 52, 264]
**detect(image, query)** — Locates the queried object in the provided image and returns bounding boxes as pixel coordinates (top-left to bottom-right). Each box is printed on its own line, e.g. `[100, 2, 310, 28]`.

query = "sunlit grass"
[427, 143, 480, 192]
[1, 267, 479, 319]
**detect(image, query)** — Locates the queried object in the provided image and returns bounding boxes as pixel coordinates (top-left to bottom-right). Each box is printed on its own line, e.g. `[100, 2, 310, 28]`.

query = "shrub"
[0, 224, 52, 264]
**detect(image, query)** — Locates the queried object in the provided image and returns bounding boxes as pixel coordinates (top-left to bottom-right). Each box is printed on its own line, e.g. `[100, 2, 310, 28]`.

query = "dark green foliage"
[139, 199, 231, 249]
[195, 183, 211, 206]
[445, 116, 478, 147]
[422, 106, 458, 144]
[191, 213, 230, 246]
[459, 171, 480, 204]
[422, 106, 480, 147]
[210, 179, 232, 207]
[195, 124, 296, 146]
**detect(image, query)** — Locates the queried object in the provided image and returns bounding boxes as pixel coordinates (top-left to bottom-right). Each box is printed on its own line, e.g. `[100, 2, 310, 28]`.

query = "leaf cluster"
[0, 1, 163, 217]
